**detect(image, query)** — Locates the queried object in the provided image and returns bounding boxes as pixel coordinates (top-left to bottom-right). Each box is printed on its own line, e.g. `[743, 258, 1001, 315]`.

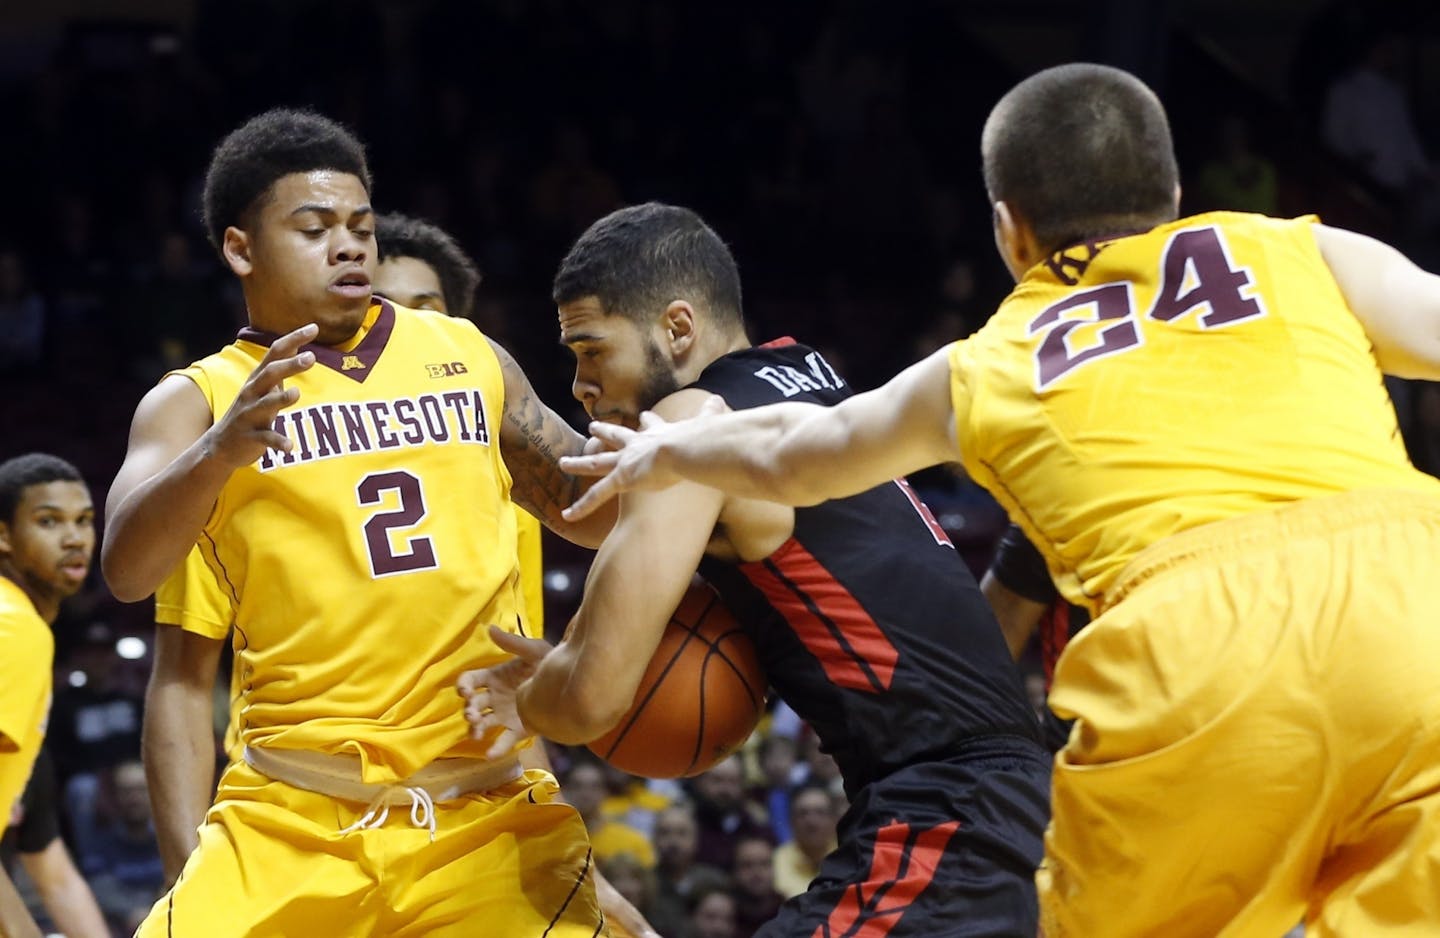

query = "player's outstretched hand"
[560, 398, 726, 520]
[457, 626, 553, 760]
[203, 323, 319, 469]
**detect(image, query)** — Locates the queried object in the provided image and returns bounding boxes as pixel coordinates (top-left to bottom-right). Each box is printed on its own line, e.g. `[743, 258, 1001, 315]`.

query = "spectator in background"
[772, 783, 837, 900]
[1322, 25, 1440, 233]
[1194, 115, 1278, 216]
[82, 759, 165, 935]
[561, 759, 656, 869]
[46, 625, 144, 860]
[0, 251, 46, 375]
[0, 748, 110, 938]
[752, 734, 798, 845]
[651, 804, 729, 938]
[688, 755, 773, 872]
[690, 884, 739, 938]
[599, 762, 676, 840]
[596, 852, 660, 932]
[730, 834, 783, 938]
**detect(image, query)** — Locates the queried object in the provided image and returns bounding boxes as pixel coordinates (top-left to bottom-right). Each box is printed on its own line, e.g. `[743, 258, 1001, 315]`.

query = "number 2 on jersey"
[1029, 225, 1267, 389]
[357, 470, 438, 577]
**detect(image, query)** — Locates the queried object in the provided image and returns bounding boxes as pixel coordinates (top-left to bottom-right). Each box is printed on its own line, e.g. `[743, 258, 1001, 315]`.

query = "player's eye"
[352, 228, 373, 240]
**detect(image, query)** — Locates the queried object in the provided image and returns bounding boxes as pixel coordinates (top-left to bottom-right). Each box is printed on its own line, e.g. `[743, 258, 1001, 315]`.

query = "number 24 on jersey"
[1027, 225, 1268, 390]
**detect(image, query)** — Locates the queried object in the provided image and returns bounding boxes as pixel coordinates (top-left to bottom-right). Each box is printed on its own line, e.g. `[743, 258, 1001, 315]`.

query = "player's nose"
[572, 375, 599, 411]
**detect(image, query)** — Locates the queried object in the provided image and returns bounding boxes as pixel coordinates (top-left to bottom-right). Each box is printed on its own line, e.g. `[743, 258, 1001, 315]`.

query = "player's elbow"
[102, 545, 153, 603]
[565, 675, 632, 744]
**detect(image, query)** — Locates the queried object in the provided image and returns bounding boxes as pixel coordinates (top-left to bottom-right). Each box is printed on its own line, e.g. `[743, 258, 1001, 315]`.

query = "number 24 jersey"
[952, 211, 1440, 613]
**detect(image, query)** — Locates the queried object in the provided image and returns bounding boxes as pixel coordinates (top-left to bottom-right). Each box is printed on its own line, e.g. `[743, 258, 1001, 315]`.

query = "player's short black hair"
[0, 453, 83, 525]
[201, 108, 373, 255]
[376, 213, 482, 319]
[552, 202, 744, 330]
[982, 63, 1180, 254]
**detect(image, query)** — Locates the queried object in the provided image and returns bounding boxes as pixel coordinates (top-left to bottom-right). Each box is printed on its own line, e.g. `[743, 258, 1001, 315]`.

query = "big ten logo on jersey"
[1028, 225, 1268, 390]
[426, 361, 468, 378]
[754, 351, 845, 398]
[257, 391, 492, 472]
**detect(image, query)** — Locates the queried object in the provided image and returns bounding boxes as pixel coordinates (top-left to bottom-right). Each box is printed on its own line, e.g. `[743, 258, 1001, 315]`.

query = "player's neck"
[681, 330, 751, 386]
[0, 565, 59, 624]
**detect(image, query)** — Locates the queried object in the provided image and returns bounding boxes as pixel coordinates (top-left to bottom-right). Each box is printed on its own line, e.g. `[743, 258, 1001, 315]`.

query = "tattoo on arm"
[490, 340, 587, 530]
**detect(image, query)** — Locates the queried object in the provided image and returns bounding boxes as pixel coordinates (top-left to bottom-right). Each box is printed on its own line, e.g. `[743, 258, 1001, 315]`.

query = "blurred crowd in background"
[2, 1, 1438, 934]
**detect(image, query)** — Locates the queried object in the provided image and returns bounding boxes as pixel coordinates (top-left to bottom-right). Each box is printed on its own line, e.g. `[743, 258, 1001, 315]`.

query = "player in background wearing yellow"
[145, 207, 655, 936]
[0, 453, 96, 938]
[106, 109, 617, 937]
[371, 212, 546, 638]
[558, 64, 1440, 937]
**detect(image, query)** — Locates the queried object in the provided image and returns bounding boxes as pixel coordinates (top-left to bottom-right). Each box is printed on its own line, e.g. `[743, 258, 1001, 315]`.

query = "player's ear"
[1173, 182, 1183, 215]
[222, 226, 254, 278]
[992, 201, 1039, 283]
[661, 300, 696, 356]
[0, 520, 11, 555]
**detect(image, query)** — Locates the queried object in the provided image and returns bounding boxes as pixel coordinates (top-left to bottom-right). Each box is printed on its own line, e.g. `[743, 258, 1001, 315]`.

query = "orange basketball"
[588, 581, 766, 778]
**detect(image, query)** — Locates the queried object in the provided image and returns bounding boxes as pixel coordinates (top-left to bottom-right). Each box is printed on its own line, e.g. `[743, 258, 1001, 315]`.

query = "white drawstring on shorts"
[336, 785, 438, 841]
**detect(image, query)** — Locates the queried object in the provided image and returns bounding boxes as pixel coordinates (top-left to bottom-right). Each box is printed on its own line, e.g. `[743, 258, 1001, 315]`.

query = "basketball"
[587, 581, 766, 778]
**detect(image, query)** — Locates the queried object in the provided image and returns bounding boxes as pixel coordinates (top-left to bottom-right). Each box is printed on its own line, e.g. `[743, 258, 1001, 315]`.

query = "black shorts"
[757, 736, 1050, 937]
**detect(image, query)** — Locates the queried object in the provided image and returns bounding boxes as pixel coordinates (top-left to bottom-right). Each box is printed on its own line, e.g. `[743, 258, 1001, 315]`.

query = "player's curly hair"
[376, 213, 482, 320]
[201, 108, 372, 255]
[982, 63, 1180, 254]
[552, 202, 744, 331]
[0, 453, 83, 525]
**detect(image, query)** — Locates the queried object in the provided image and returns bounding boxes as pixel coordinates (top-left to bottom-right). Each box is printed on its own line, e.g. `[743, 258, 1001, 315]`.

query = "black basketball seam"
[598, 601, 709, 759]
[703, 627, 765, 711]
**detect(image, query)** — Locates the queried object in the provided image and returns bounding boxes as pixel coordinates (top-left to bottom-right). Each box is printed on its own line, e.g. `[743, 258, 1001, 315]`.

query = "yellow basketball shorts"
[1039, 489, 1440, 938]
[137, 764, 607, 937]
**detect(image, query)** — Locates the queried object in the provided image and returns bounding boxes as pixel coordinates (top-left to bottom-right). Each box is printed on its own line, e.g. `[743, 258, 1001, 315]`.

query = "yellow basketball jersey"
[514, 507, 544, 635]
[952, 211, 1440, 612]
[0, 577, 52, 829]
[174, 300, 522, 782]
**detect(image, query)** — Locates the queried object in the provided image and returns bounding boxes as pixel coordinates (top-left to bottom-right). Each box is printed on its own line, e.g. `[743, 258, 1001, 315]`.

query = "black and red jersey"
[690, 340, 1042, 794]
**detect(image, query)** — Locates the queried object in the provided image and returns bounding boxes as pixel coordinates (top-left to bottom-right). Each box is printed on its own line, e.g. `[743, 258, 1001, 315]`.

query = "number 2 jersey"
[952, 211, 1440, 613]
[691, 340, 1042, 795]
[167, 300, 521, 782]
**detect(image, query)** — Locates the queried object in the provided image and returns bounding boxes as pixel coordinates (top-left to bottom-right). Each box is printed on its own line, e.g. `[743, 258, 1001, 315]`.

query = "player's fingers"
[483, 727, 520, 759]
[488, 625, 550, 661]
[637, 410, 667, 430]
[558, 450, 620, 477]
[262, 323, 319, 362]
[245, 354, 315, 399]
[561, 474, 620, 522]
[456, 668, 491, 697]
[587, 421, 635, 447]
[698, 394, 729, 417]
[259, 430, 294, 453]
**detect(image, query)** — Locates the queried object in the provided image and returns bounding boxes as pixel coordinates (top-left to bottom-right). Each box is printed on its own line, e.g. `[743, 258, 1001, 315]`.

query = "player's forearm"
[659, 401, 851, 506]
[517, 639, 625, 745]
[144, 680, 218, 883]
[25, 844, 109, 938]
[0, 868, 41, 938]
[103, 440, 234, 602]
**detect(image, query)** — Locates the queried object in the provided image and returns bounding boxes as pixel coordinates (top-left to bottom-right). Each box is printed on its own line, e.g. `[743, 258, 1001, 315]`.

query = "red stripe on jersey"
[893, 479, 953, 548]
[740, 539, 898, 693]
[812, 819, 961, 938]
[760, 336, 797, 348]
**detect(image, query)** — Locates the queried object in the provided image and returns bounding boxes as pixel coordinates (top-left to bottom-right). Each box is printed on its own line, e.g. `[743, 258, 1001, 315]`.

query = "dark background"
[1, 1, 1438, 932]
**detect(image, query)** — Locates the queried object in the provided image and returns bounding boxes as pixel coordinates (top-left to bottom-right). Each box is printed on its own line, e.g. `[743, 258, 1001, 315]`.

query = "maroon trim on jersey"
[760, 336, 796, 349]
[813, 818, 961, 938]
[739, 537, 898, 694]
[1040, 602, 1071, 691]
[236, 300, 396, 384]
